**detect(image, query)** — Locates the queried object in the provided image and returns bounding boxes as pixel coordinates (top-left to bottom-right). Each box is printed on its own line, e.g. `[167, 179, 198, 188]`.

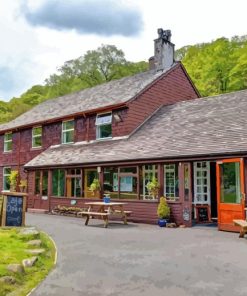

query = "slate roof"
[25, 89, 247, 168]
[0, 66, 174, 132]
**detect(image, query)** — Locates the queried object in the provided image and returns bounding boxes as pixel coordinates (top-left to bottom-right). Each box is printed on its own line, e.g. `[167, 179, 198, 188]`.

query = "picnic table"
[80, 201, 131, 228]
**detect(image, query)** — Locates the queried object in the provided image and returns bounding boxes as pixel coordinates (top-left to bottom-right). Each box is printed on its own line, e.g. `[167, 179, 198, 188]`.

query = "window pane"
[33, 127, 42, 136]
[97, 124, 112, 139]
[96, 113, 112, 125]
[220, 162, 241, 204]
[164, 164, 179, 198]
[42, 171, 48, 196]
[5, 133, 12, 141]
[3, 167, 11, 191]
[63, 130, 74, 143]
[103, 167, 118, 199]
[35, 171, 41, 194]
[140, 165, 158, 200]
[33, 136, 42, 147]
[63, 120, 74, 130]
[52, 169, 65, 196]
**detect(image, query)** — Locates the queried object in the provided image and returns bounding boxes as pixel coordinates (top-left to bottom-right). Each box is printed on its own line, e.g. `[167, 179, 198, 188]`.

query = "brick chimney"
[151, 28, 174, 71]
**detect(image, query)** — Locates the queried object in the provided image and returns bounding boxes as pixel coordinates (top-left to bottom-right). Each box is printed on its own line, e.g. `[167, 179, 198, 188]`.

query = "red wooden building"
[1, 29, 246, 230]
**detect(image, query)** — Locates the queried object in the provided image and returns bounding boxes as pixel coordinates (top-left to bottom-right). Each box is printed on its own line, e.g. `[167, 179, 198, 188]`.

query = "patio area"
[27, 213, 247, 296]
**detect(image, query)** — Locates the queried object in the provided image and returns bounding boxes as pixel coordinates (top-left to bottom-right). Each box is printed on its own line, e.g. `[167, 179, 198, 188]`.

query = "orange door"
[216, 158, 245, 231]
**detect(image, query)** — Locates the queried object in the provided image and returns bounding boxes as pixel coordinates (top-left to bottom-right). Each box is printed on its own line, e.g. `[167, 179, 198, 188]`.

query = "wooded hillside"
[0, 35, 247, 124]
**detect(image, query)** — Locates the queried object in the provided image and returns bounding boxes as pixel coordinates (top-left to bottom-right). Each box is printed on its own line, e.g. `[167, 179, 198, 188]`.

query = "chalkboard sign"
[1, 193, 26, 227]
[196, 205, 211, 223]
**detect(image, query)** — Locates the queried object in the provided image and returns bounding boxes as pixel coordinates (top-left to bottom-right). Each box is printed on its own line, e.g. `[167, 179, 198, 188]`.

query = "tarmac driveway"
[27, 213, 247, 296]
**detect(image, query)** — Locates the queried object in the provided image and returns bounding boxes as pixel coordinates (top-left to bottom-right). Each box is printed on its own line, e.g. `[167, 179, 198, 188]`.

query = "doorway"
[216, 158, 245, 231]
[193, 161, 217, 223]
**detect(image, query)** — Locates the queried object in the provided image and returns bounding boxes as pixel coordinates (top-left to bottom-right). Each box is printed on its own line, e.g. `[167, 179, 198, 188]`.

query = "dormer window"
[32, 126, 42, 148]
[62, 120, 74, 144]
[96, 113, 112, 139]
[4, 132, 12, 152]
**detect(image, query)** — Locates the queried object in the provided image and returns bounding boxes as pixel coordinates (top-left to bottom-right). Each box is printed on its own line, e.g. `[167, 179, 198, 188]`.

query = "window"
[103, 167, 138, 200]
[62, 120, 74, 144]
[140, 165, 158, 200]
[164, 164, 179, 198]
[35, 170, 48, 196]
[3, 167, 11, 191]
[96, 113, 112, 139]
[4, 133, 12, 152]
[42, 171, 48, 196]
[66, 169, 82, 198]
[52, 169, 65, 196]
[32, 127, 42, 148]
[193, 161, 210, 204]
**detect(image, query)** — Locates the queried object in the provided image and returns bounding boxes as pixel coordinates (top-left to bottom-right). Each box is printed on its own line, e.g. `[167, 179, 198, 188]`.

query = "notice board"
[1, 193, 26, 227]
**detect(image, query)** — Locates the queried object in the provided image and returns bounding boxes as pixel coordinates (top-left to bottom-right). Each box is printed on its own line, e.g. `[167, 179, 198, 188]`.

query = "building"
[1, 29, 246, 231]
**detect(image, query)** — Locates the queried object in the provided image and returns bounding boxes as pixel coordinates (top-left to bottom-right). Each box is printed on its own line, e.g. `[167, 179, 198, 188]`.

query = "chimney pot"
[154, 28, 174, 71]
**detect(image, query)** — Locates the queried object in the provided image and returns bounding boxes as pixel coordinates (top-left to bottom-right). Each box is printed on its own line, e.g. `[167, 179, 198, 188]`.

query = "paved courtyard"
[27, 213, 247, 296]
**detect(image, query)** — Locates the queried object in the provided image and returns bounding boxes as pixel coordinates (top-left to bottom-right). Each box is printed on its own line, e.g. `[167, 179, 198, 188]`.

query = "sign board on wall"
[1, 192, 26, 227]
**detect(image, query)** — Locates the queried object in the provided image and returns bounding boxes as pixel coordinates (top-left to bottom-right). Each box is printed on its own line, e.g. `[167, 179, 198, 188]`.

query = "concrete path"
[27, 213, 247, 296]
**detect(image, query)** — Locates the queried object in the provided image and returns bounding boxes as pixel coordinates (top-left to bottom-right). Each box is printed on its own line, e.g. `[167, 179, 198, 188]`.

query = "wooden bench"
[108, 210, 133, 216]
[80, 211, 110, 228]
[233, 219, 247, 238]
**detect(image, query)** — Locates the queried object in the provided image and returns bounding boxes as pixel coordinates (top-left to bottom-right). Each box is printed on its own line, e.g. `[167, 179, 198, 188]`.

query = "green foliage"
[146, 177, 160, 198]
[178, 35, 247, 96]
[0, 44, 148, 124]
[157, 197, 170, 219]
[8, 170, 19, 191]
[89, 178, 101, 192]
[0, 36, 247, 125]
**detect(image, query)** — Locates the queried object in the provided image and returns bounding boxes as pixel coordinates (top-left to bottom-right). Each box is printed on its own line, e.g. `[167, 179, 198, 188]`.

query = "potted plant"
[146, 177, 160, 199]
[9, 170, 19, 192]
[89, 178, 101, 197]
[19, 179, 27, 192]
[103, 193, 111, 203]
[157, 196, 170, 227]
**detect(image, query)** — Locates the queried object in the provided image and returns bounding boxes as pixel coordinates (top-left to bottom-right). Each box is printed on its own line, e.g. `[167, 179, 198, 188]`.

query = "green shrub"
[157, 197, 170, 219]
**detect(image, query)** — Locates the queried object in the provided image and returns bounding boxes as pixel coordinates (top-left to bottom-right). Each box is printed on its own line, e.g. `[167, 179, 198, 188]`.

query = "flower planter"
[103, 196, 111, 203]
[158, 218, 169, 227]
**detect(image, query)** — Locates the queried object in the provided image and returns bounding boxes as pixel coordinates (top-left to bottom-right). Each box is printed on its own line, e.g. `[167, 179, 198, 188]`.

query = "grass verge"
[0, 228, 56, 296]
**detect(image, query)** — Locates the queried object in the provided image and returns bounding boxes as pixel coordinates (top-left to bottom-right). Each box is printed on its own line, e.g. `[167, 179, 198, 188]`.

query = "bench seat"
[111, 210, 133, 215]
[233, 219, 247, 238]
[80, 211, 110, 216]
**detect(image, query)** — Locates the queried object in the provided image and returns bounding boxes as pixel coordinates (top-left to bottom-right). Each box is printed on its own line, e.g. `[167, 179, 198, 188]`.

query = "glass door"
[216, 158, 245, 231]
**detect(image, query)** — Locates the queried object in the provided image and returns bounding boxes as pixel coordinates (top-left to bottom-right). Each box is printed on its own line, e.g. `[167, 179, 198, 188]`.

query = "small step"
[27, 208, 49, 214]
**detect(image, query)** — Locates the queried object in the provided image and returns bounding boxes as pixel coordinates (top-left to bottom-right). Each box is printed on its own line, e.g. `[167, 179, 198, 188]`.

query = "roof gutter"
[24, 150, 247, 170]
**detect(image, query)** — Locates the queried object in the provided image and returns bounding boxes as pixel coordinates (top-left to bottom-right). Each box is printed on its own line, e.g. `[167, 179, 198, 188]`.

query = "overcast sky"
[0, 0, 246, 101]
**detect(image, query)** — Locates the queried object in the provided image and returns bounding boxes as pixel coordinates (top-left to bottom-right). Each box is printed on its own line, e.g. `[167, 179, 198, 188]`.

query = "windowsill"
[96, 137, 113, 141]
[3, 151, 12, 154]
[61, 142, 74, 145]
[31, 146, 42, 150]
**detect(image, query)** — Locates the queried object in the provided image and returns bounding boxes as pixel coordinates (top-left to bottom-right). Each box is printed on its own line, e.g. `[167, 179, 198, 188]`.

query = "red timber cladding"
[113, 64, 199, 137]
[0, 122, 62, 190]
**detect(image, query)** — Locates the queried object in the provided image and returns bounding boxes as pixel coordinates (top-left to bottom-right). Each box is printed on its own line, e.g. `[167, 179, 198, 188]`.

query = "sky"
[0, 0, 246, 101]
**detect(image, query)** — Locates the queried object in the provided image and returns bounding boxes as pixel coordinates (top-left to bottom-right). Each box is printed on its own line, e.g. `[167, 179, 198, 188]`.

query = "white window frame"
[62, 120, 74, 144]
[3, 167, 11, 191]
[193, 161, 211, 205]
[32, 126, 42, 148]
[142, 165, 158, 200]
[164, 164, 179, 199]
[96, 112, 112, 140]
[4, 132, 12, 152]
